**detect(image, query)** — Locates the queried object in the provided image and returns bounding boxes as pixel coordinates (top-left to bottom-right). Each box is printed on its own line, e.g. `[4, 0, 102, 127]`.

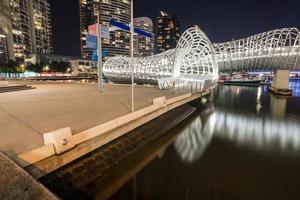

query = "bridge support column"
[269, 70, 292, 96]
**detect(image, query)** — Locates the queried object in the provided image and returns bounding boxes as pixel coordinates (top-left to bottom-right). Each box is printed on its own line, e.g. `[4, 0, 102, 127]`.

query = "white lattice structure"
[214, 27, 300, 71]
[174, 26, 218, 81]
[103, 26, 218, 89]
[103, 49, 175, 84]
[103, 26, 300, 89]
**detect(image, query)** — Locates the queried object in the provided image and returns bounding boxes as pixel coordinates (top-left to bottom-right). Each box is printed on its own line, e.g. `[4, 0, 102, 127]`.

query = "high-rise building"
[0, 28, 7, 63]
[156, 11, 181, 53]
[133, 17, 154, 57]
[79, 0, 131, 59]
[0, 0, 52, 62]
[30, 0, 53, 55]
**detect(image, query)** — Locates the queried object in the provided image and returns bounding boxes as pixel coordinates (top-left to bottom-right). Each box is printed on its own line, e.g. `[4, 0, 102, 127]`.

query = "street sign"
[92, 49, 97, 61]
[88, 24, 110, 39]
[88, 24, 97, 36]
[86, 34, 97, 49]
[92, 49, 107, 62]
[101, 26, 110, 39]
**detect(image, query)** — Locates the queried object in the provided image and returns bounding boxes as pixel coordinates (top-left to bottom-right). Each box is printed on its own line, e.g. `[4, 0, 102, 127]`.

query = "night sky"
[49, 0, 300, 57]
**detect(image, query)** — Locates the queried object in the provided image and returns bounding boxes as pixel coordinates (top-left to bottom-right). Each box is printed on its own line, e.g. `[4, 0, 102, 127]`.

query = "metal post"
[96, 10, 103, 93]
[130, 0, 134, 112]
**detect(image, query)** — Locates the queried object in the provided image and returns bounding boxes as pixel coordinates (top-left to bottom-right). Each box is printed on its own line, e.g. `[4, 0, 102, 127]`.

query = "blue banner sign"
[109, 19, 153, 38]
[110, 19, 130, 31]
[86, 34, 97, 49]
[134, 28, 153, 38]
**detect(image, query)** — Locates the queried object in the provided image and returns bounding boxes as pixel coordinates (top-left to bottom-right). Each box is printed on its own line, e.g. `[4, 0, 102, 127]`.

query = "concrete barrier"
[43, 127, 74, 154]
[15, 91, 208, 175]
[16, 144, 55, 168]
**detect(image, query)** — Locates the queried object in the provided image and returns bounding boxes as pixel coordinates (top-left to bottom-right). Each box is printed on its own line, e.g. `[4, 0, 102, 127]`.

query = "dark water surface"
[109, 83, 300, 200]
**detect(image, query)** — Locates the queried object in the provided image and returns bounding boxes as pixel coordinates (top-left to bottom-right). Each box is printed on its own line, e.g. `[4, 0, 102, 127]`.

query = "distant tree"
[15, 65, 25, 73]
[49, 61, 70, 73]
[0, 60, 19, 77]
[26, 63, 44, 73]
[0, 61, 5, 73]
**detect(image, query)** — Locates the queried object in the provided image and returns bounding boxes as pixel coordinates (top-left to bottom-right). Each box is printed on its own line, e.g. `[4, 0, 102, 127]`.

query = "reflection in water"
[108, 85, 300, 200]
[290, 79, 300, 97]
[214, 110, 300, 153]
[256, 87, 262, 113]
[174, 110, 216, 163]
[270, 94, 287, 118]
[175, 85, 300, 163]
[175, 108, 300, 164]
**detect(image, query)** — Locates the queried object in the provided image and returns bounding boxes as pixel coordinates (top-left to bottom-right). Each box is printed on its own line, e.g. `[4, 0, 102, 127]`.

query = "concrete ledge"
[15, 91, 210, 177]
[16, 144, 55, 167]
[166, 93, 191, 105]
[0, 152, 58, 200]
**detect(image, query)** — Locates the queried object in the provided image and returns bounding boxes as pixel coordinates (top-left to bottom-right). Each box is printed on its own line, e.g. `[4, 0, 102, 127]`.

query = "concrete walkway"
[0, 81, 188, 155]
[0, 152, 58, 200]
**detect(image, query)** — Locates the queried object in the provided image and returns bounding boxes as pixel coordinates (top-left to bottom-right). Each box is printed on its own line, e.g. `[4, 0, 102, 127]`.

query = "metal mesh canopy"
[103, 49, 175, 84]
[214, 27, 300, 71]
[103, 26, 218, 85]
[103, 26, 300, 86]
[174, 26, 218, 81]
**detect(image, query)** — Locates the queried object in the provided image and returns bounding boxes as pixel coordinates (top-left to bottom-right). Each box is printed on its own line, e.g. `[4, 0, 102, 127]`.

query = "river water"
[108, 80, 300, 200]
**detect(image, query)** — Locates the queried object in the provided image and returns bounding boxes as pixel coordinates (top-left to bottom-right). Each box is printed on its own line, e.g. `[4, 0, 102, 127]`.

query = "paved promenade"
[0, 81, 188, 155]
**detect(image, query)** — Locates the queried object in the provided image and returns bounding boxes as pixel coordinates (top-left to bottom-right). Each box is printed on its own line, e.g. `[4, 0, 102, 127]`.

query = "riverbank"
[0, 80, 213, 178]
[40, 104, 197, 199]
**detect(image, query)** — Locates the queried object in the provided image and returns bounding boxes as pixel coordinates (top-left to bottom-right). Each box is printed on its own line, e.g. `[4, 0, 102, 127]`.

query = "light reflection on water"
[174, 109, 300, 164]
[174, 111, 215, 163]
[290, 79, 300, 97]
[144, 83, 300, 166]
[214, 111, 300, 153]
[110, 84, 300, 200]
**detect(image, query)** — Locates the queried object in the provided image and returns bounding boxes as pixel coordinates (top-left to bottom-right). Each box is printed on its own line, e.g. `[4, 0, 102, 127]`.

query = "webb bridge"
[103, 26, 300, 90]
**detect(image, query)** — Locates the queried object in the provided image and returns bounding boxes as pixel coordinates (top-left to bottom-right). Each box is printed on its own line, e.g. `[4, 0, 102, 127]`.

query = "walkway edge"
[0, 152, 58, 200]
[15, 90, 211, 178]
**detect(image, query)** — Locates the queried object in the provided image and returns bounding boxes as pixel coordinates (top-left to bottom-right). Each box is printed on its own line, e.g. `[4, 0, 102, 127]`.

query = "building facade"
[79, 0, 131, 59]
[156, 11, 180, 53]
[0, 0, 52, 63]
[31, 0, 52, 55]
[133, 17, 154, 57]
[0, 28, 7, 62]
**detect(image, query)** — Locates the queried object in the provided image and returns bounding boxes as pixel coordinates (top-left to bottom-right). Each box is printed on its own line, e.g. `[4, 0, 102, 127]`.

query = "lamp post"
[96, 9, 104, 93]
[130, 0, 134, 112]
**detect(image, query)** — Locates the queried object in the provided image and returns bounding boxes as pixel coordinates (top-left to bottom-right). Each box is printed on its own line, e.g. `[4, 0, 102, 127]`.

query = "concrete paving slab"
[0, 81, 189, 155]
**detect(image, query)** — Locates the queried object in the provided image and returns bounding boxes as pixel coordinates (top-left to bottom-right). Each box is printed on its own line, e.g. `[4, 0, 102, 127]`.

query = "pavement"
[0, 80, 189, 155]
[0, 152, 58, 200]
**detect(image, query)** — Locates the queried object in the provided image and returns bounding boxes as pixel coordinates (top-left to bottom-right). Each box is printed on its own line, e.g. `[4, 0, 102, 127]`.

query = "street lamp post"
[130, 0, 135, 112]
[96, 9, 103, 93]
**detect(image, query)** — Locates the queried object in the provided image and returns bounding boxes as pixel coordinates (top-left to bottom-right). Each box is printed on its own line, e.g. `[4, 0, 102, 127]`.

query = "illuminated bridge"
[214, 28, 300, 71]
[103, 26, 300, 89]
